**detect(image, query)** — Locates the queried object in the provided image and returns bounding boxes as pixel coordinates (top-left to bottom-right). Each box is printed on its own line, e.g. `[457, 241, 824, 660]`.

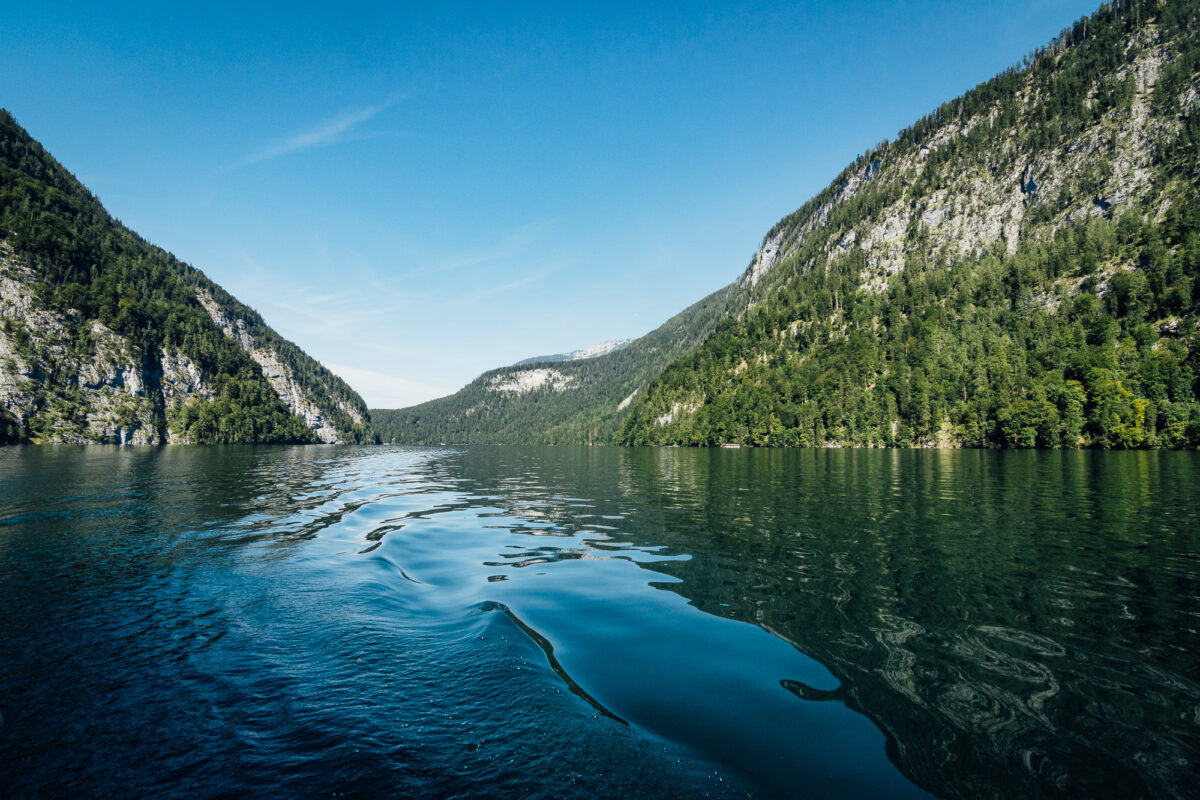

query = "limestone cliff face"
[740, 31, 1183, 300]
[623, 3, 1200, 448]
[1, 245, 212, 443]
[195, 289, 353, 443]
[0, 245, 371, 445]
[0, 108, 376, 446]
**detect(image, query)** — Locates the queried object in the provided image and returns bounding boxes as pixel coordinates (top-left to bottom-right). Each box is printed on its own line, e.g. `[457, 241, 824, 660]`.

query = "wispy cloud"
[231, 249, 414, 330]
[400, 223, 550, 279]
[466, 262, 564, 302]
[230, 95, 402, 169]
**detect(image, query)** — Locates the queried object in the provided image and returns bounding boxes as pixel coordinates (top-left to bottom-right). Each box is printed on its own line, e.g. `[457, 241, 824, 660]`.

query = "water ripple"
[1, 446, 1198, 799]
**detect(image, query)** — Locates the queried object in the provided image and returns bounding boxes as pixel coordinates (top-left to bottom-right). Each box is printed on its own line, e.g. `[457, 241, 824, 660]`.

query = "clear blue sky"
[3, 0, 1100, 407]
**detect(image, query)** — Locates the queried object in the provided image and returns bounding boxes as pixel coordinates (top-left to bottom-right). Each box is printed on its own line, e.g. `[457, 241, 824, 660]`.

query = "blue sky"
[3, 0, 1100, 407]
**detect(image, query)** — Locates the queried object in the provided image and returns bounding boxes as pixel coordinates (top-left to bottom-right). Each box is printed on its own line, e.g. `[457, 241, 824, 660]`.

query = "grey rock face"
[0, 244, 213, 443]
[195, 289, 343, 443]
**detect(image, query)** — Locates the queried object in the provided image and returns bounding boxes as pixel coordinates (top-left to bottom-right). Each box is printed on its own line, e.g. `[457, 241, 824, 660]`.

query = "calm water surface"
[0, 446, 1198, 798]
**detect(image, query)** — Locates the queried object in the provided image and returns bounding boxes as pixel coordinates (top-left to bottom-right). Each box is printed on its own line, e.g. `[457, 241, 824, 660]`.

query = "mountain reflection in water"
[0, 445, 1197, 799]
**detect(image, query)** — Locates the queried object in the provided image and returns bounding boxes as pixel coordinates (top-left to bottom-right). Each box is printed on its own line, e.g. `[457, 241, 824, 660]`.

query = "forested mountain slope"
[0, 112, 375, 444]
[622, 0, 1200, 448]
[372, 286, 738, 444]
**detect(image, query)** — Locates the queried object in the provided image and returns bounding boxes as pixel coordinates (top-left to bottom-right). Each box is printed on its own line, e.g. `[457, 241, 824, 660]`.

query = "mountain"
[514, 339, 631, 366]
[371, 286, 742, 444]
[621, 0, 1200, 448]
[0, 111, 376, 444]
[377, 0, 1200, 449]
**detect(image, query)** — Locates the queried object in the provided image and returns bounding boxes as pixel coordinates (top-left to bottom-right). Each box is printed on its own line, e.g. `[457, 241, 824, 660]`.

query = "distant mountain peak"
[514, 339, 631, 366]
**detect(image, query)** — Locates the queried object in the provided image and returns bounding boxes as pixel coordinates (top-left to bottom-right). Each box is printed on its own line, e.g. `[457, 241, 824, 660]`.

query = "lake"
[1, 446, 1197, 798]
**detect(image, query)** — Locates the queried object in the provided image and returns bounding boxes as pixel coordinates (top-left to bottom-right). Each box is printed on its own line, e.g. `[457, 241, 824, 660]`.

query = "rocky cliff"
[0, 111, 375, 444]
[0, 244, 209, 443]
[622, 0, 1200, 448]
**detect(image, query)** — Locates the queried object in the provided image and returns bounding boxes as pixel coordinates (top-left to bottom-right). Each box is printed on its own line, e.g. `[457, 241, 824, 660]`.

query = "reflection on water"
[0, 445, 1197, 799]
[446, 447, 1200, 798]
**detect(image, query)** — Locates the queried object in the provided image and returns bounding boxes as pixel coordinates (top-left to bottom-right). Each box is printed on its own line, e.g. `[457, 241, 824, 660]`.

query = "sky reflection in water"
[0, 445, 1197, 798]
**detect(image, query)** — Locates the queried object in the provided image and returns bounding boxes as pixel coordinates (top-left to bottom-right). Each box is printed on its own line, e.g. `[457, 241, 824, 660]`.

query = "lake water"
[1, 446, 1197, 798]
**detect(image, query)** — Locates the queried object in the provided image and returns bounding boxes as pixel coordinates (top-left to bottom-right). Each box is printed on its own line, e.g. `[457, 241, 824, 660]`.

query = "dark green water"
[0, 446, 1197, 798]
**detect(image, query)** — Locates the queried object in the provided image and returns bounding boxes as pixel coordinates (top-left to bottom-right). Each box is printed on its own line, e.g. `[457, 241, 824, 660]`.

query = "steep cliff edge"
[0, 111, 375, 444]
[622, 0, 1200, 448]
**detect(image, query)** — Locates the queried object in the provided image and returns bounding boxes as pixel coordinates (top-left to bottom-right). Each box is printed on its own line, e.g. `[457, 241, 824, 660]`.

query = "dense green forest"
[0, 111, 375, 444]
[622, 0, 1200, 449]
[623, 208, 1200, 447]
